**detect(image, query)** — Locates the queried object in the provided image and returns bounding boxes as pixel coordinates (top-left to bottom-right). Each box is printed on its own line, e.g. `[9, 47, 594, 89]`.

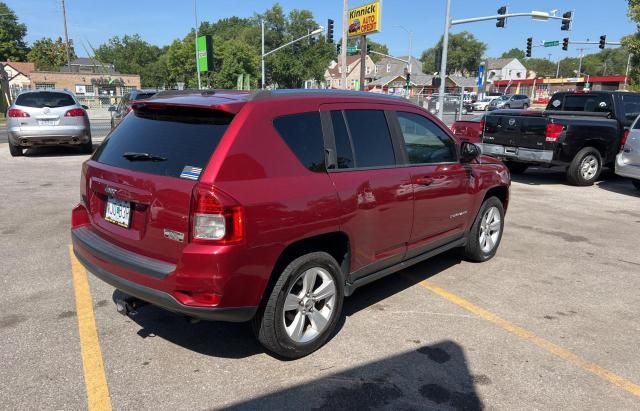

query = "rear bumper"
[9, 126, 90, 146]
[71, 226, 257, 322]
[615, 154, 640, 180]
[482, 143, 554, 164]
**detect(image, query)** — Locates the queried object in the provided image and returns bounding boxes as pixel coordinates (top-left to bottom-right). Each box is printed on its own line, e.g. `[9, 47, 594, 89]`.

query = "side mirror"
[108, 106, 116, 112]
[460, 141, 481, 163]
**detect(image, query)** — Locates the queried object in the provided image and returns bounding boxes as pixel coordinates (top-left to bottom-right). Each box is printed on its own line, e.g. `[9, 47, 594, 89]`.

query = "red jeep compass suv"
[71, 90, 510, 358]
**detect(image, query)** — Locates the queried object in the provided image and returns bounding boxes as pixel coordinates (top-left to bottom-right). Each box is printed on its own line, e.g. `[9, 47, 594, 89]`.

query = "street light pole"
[61, 0, 71, 71]
[437, 0, 452, 120]
[341, 0, 348, 89]
[194, 0, 201, 89]
[625, 53, 632, 90]
[261, 19, 265, 89]
[394, 25, 413, 74]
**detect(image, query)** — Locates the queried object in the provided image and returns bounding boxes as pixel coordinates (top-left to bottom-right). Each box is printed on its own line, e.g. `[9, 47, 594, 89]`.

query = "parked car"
[471, 96, 500, 112]
[7, 89, 92, 156]
[451, 115, 485, 144]
[482, 91, 640, 185]
[615, 114, 640, 191]
[487, 94, 530, 110]
[71, 89, 510, 358]
[425, 94, 465, 115]
[109, 89, 157, 128]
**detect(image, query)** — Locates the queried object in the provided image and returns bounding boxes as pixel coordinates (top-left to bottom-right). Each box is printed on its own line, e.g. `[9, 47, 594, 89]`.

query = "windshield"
[16, 92, 76, 108]
[498, 95, 510, 101]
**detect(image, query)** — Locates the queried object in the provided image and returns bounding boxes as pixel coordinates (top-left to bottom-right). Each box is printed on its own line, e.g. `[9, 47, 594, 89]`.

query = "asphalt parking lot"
[1, 142, 639, 410]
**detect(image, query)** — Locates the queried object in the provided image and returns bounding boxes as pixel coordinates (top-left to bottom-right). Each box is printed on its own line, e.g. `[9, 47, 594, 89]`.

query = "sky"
[10, 0, 637, 62]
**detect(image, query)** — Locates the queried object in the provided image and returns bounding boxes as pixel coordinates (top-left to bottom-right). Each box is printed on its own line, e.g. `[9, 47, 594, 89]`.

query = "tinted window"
[344, 110, 395, 167]
[16, 92, 75, 108]
[330, 111, 354, 169]
[273, 112, 326, 172]
[621, 94, 640, 127]
[94, 106, 232, 179]
[548, 94, 612, 112]
[397, 112, 456, 164]
[133, 93, 156, 100]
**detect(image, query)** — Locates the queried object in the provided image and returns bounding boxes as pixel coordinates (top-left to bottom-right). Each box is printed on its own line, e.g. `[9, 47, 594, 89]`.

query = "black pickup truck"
[481, 91, 640, 185]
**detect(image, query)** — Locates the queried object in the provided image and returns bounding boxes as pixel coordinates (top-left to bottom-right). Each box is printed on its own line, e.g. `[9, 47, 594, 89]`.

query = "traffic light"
[406, 72, 411, 86]
[366, 44, 371, 54]
[496, 6, 507, 28]
[562, 37, 569, 51]
[526, 37, 532, 58]
[561, 11, 573, 31]
[599, 35, 606, 49]
[336, 43, 341, 54]
[327, 19, 334, 44]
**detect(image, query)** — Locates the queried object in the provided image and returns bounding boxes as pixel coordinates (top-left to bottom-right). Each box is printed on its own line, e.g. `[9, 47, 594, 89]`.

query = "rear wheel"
[8, 142, 23, 157]
[253, 252, 344, 359]
[505, 162, 528, 174]
[632, 179, 640, 191]
[81, 137, 93, 154]
[463, 197, 505, 262]
[567, 147, 602, 186]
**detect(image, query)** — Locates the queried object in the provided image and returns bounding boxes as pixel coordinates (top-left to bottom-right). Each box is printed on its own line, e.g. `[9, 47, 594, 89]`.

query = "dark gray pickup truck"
[481, 91, 640, 185]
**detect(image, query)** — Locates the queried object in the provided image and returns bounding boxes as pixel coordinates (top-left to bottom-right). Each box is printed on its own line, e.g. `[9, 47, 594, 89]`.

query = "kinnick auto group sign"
[347, 1, 381, 37]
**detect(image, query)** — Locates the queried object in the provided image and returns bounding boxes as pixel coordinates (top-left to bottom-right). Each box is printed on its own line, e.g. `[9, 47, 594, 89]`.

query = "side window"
[330, 111, 355, 169]
[397, 112, 456, 164]
[273, 112, 326, 172]
[343, 110, 395, 168]
[621, 94, 640, 127]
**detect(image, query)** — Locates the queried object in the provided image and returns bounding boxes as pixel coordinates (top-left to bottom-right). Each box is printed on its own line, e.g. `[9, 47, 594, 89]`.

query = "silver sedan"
[7, 89, 92, 156]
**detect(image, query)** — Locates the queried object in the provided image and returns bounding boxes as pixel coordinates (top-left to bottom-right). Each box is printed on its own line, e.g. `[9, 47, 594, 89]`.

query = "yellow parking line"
[69, 246, 113, 411]
[418, 280, 640, 398]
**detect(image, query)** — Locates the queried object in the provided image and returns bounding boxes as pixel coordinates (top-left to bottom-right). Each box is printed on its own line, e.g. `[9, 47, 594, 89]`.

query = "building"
[2, 61, 35, 98]
[324, 55, 376, 89]
[491, 75, 628, 103]
[486, 58, 527, 82]
[372, 55, 423, 78]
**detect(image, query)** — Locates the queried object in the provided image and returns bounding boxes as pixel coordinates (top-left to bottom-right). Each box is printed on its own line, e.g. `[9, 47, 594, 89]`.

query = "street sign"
[197, 35, 214, 72]
[347, 46, 359, 54]
[347, 1, 381, 38]
[543, 40, 560, 47]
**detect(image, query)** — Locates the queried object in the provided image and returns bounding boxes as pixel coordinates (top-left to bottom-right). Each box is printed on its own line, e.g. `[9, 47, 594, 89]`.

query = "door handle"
[415, 176, 434, 186]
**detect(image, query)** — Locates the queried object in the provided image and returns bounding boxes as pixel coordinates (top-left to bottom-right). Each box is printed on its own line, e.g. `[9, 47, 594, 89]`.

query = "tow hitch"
[112, 290, 148, 317]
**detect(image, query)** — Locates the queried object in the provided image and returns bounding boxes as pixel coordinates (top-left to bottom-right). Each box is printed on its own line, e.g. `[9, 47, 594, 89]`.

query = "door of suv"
[322, 105, 413, 279]
[391, 110, 472, 258]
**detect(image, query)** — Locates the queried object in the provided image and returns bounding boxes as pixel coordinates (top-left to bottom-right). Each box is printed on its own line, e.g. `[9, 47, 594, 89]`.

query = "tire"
[523, 103, 529, 109]
[9, 142, 23, 157]
[632, 179, 640, 191]
[81, 137, 93, 154]
[463, 197, 505, 262]
[504, 104, 510, 109]
[462, 108, 468, 115]
[253, 252, 344, 359]
[505, 162, 528, 174]
[566, 147, 602, 186]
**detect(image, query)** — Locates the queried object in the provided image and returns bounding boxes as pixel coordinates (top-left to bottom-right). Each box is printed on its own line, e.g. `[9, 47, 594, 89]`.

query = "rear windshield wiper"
[122, 152, 167, 162]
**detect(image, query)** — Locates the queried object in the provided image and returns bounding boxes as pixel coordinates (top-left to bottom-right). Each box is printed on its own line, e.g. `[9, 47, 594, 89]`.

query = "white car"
[472, 97, 499, 111]
[615, 117, 640, 191]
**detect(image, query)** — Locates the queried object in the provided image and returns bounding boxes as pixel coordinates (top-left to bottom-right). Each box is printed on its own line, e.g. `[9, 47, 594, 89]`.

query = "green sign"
[197, 35, 214, 72]
[347, 46, 359, 55]
[543, 40, 560, 47]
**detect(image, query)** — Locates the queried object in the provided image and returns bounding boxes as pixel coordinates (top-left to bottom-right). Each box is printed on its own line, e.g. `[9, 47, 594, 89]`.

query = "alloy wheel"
[580, 154, 599, 180]
[479, 206, 501, 254]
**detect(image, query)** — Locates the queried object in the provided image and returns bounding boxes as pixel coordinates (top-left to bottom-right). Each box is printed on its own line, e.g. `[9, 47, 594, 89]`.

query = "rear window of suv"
[93, 105, 233, 179]
[16, 92, 76, 108]
[547, 94, 612, 112]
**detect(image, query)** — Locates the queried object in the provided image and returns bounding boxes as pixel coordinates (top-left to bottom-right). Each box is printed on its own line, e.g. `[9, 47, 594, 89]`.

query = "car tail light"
[65, 108, 86, 117]
[620, 129, 630, 152]
[8, 108, 30, 117]
[479, 117, 485, 135]
[127, 105, 133, 113]
[545, 123, 564, 142]
[191, 184, 244, 244]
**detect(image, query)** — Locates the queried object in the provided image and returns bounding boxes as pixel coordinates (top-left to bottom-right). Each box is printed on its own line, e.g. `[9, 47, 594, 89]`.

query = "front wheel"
[463, 197, 505, 262]
[567, 147, 602, 186]
[253, 252, 344, 359]
[632, 179, 640, 191]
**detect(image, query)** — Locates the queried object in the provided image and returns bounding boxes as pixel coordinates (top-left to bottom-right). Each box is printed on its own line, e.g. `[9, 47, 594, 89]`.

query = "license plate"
[105, 197, 131, 228]
[38, 120, 57, 126]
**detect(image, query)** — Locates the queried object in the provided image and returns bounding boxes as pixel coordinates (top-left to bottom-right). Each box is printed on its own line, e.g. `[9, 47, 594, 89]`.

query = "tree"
[622, 0, 640, 88]
[501, 48, 525, 60]
[523, 58, 556, 77]
[27, 37, 76, 71]
[420, 31, 486, 75]
[0, 2, 28, 61]
[94, 35, 163, 87]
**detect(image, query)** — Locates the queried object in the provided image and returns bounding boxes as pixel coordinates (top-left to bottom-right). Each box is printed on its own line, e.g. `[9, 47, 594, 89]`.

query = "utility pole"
[341, 0, 348, 89]
[194, 0, 201, 89]
[61, 0, 71, 71]
[261, 19, 265, 89]
[556, 60, 560, 78]
[437, 0, 452, 119]
[359, 36, 367, 91]
[576, 48, 585, 76]
[625, 53, 632, 89]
